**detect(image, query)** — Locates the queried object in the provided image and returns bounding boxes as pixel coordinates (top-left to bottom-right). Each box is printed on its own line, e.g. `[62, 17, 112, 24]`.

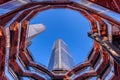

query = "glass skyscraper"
[48, 39, 75, 74]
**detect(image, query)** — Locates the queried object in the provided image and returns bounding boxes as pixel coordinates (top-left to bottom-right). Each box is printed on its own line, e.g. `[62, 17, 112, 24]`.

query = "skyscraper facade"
[48, 39, 75, 74]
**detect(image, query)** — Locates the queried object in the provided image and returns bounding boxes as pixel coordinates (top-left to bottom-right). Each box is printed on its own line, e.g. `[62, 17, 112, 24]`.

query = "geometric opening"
[29, 8, 93, 67]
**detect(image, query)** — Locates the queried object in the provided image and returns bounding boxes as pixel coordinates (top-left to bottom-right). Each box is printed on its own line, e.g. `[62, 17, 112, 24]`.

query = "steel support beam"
[88, 32, 120, 65]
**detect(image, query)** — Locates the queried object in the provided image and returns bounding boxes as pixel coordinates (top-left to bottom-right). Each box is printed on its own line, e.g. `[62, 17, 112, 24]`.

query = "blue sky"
[29, 8, 93, 67]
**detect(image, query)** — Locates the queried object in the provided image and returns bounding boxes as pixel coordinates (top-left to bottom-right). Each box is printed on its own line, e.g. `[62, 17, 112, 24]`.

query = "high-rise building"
[48, 39, 75, 74]
[27, 24, 45, 42]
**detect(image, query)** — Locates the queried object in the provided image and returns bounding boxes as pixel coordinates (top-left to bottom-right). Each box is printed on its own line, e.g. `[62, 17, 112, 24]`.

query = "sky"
[29, 8, 93, 67]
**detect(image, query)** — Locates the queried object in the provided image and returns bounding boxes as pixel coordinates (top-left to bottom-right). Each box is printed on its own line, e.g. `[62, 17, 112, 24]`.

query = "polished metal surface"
[0, 0, 120, 80]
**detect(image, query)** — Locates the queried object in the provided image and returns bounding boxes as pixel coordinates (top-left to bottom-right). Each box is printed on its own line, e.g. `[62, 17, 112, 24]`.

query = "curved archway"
[0, 1, 112, 80]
